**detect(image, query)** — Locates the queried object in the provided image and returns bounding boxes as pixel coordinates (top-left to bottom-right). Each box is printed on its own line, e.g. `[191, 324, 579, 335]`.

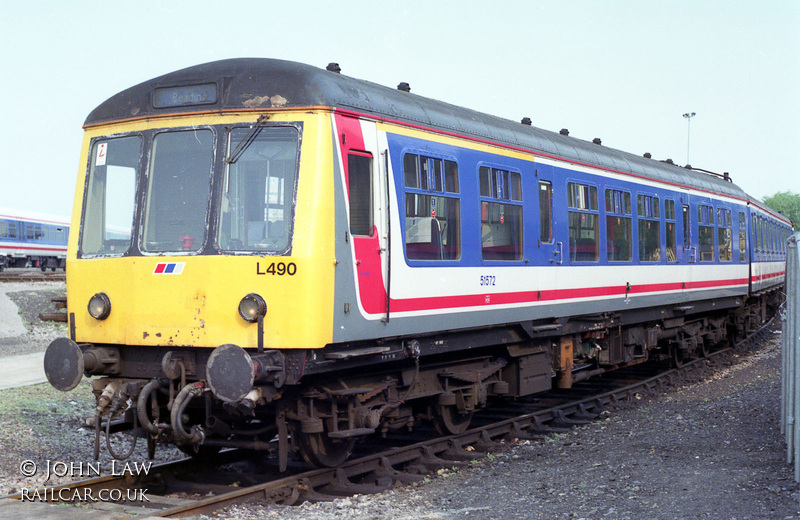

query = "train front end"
[43, 65, 338, 464]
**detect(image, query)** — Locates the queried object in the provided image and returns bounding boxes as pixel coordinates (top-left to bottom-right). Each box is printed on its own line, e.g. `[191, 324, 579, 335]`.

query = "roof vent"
[397, 82, 411, 92]
[326, 63, 341, 73]
[521, 117, 532, 126]
[684, 164, 692, 169]
[592, 138, 602, 145]
[665, 158, 674, 164]
[643, 152, 652, 159]
[559, 128, 569, 136]
[723, 172, 731, 181]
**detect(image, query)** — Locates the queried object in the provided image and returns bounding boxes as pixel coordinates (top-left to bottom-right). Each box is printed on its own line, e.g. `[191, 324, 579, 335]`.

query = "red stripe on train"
[386, 278, 750, 313]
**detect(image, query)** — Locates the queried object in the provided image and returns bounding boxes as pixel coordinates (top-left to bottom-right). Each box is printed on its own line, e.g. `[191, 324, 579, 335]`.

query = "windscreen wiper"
[226, 114, 270, 164]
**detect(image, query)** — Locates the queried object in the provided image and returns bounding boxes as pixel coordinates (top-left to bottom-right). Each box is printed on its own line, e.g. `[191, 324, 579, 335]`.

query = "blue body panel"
[385, 132, 765, 270]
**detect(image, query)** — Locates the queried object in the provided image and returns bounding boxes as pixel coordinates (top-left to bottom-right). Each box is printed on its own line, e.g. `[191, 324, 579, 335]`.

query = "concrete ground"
[0, 285, 27, 339]
[0, 281, 64, 389]
[0, 352, 46, 390]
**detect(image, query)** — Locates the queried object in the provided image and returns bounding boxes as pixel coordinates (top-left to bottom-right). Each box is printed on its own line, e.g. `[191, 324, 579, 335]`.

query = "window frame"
[567, 181, 599, 263]
[402, 152, 461, 262]
[738, 211, 748, 263]
[538, 179, 553, 244]
[141, 127, 216, 254]
[605, 187, 632, 262]
[78, 133, 144, 258]
[664, 198, 677, 262]
[347, 151, 374, 237]
[637, 193, 661, 263]
[216, 123, 303, 256]
[478, 165, 523, 261]
[697, 204, 715, 262]
[716, 206, 732, 262]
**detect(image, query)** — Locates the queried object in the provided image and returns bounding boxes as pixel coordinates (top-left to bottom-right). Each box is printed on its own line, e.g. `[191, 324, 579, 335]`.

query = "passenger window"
[682, 204, 690, 250]
[567, 182, 599, 262]
[479, 166, 522, 261]
[766, 221, 771, 252]
[738, 212, 748, 262]
[404, 154, 418, 189]
[348, 153, 373, 236]
[664, 199, 676, 262]
[638, 194, 660, 262]
[605, 188, 632, 262]
[538, 180, 553, 244]
[698, 205, 714, 261]
[445, 161, 459, 193]
[717, 208, 732, 261]
[770, 222, 776, 252]
[403, 154, 460, 261]
[7, 222, 17, 239]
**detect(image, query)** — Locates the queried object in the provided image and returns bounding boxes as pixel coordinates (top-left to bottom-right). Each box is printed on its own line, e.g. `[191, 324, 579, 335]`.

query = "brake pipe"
[138, 379, 165, 435]
[171, 382, 206, 444]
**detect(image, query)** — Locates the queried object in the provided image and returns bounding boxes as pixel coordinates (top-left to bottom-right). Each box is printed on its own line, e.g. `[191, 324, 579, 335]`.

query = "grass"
[0, 381, 94, 436]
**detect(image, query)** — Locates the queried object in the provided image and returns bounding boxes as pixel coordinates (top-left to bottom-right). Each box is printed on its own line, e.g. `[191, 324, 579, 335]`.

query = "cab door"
[336, 114, 390, 318]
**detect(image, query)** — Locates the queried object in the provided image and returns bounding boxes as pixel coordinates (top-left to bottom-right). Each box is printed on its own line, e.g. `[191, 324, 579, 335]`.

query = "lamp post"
[682, 112, 696, 165]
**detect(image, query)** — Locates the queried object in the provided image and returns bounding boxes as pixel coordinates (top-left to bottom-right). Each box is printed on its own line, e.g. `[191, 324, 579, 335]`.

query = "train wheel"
[670, 345, 685, 369]
[433, 405, 473, 435]
[697, 340, 710, 358]
[297, 431, 355, 468]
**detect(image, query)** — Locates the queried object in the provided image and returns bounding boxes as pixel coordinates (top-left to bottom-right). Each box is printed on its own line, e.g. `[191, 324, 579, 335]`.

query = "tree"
[763, 191, 800, 231]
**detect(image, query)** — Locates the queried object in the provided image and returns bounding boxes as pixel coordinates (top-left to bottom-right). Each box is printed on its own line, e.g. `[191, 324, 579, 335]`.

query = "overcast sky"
[1, 0, 797, 219]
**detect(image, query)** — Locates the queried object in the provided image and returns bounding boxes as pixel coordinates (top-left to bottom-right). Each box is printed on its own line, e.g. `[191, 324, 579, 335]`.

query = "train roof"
[0, 207, 70, 226]
[86, 58, 752, 203]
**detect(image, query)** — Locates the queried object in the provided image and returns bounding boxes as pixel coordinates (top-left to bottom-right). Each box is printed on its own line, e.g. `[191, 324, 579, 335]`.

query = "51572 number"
[480, 275, 496, 286]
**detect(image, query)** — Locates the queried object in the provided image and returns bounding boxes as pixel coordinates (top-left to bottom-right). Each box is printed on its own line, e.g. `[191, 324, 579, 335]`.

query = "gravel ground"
[209, 334, 799, 520]
[0, 285, 797, 518]
[0, 280, 67, 358]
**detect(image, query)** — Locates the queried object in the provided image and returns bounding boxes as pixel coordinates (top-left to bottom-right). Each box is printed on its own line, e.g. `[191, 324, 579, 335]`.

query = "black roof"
[86, 58, 748, 201]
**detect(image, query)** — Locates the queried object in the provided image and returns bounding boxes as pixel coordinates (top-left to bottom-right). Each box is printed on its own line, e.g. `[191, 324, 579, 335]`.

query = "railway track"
[0, 321, 774, 519]
[0, 269, 65, 283]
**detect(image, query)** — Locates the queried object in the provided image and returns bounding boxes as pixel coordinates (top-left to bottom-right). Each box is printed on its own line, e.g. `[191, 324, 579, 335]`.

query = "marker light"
[88, 293, 111, 320]
[238, 293, 267, 323]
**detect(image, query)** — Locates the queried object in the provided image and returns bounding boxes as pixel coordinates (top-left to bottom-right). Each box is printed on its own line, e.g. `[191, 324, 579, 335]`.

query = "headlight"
[87, 292, 111, 320]
[238, 293, 267, 322]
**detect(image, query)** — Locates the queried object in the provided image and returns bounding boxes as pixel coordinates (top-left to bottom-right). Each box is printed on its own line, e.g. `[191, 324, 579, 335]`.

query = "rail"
[0, 269, 65, 283]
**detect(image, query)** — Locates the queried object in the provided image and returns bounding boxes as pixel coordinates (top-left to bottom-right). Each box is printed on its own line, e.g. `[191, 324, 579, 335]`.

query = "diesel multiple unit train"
[0, 209, 69, 271]
[44, 58, 792, 469]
